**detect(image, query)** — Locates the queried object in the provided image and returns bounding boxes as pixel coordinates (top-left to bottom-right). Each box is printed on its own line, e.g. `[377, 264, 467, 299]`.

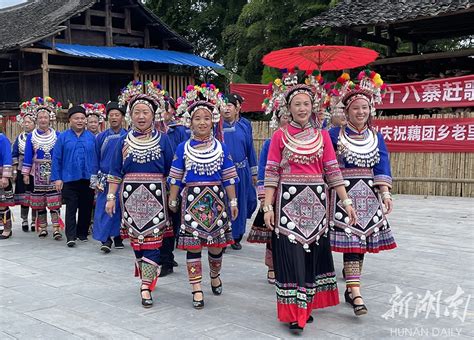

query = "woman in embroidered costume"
[12, 101, 36, 232]
[22, 97, 63, 240]
[0, 122, 14, 239]
[105, 81, 174, 308]
[247, 78, 289, 284]
[263, 72, 357, 334]
[168, 84, 239, 309]
[327, 70, 396, 316]
[84, 102, 105, 136]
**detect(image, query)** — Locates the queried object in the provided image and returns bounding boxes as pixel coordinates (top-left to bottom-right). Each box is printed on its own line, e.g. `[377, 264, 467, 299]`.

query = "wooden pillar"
[411, 41, 418, 54]
[41, 51, 49, 97]
[387, 25, 397, 57]
[125, 8, 131, 34]
[144, 27, 150, 48]
[133, 61, 139, 81]
[85, 9, 91, 29]
[343, 30, 354, 46]
[105, 0, 113, 46]
[65, 19, 72, 43]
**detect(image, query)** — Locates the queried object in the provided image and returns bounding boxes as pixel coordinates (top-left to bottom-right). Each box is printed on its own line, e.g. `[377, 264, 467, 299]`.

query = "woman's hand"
[345, 205, 358, 226]
[383, 198, 393, 214]
[264, 211, 275, 231]
[105, 200, 116, 217]
[23, 175, 30, 185]
[0, 177, 8, 189]
[168, 199, 178, 213]
[230, 206, 238, 220]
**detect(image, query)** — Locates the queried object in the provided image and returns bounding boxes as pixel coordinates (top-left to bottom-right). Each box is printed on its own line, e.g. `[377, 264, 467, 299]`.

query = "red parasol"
[262, 45, 379, 71]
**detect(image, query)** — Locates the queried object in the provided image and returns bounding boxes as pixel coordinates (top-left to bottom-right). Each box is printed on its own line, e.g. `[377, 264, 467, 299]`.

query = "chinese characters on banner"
[372, 118, 474, 152]
[230, 75, 474, 112]
[377, 75, 474, 109]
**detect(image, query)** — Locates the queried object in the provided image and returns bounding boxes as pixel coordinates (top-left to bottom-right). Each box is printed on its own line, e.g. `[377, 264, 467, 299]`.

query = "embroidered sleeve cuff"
[257, 184, 265, 199]
[251, 166, 258, 176]
[222, 166, 238, 183]
[324, 160, 344, 188]
[2, 165, 13, 178]
[21, 165, 32, 176]
[374, 175, 393, 189]
[168, 166, 184, 187]
[222, 176, 240, 188]
[264, 161, 280, 188]
[107, 174, 122, 184]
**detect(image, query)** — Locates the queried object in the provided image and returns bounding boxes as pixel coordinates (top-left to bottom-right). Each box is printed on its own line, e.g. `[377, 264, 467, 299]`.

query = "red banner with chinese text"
[372, 118, 474, 153]
[379, 75, 474, 109]
[230, 75, 474, 112]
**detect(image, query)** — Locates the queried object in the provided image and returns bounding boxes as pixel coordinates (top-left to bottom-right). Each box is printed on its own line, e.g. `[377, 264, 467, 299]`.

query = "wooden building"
[302, 0, 474, 83]
[0, 0, 221, 121]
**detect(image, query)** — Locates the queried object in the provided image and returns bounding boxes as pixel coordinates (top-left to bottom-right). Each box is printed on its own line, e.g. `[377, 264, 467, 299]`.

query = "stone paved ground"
[0, 194, 473, 339]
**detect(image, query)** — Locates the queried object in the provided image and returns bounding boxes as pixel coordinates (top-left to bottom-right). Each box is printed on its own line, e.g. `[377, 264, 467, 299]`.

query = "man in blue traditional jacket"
[52, 105, 98, 247]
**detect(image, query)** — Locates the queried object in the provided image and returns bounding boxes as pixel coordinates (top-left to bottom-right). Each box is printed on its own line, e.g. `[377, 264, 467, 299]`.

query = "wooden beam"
[334, 27, 393, 47]
[41, 51, 49, 97]
[105, 0, 113, 46]
[20, 47, 60, 55]
[111, 12, 125, 19]
[89, 9, 106, 17]
[133, 61, 139, 81]
[371, 48, 474, 65]
[48, 64, 134, 74]
[70, 23, 106, 32]
[22, 69, 42, 77]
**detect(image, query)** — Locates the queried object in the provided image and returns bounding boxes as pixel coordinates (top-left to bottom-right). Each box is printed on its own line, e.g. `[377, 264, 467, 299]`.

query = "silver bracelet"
[106, 194, 116, 201]
[342, 198, 353, 207]
[169, 200, 178, 208]
[381, 191, 392, 200]
[230, 198, 238, 207]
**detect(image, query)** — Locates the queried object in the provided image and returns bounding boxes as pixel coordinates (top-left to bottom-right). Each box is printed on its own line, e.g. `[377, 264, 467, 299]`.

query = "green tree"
[146, 0, 246, 63]
[222, 0, 339, 83]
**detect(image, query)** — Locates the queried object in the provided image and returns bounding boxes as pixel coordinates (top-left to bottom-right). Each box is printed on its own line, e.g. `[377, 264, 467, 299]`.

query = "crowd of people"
[0, 69, 396, 334]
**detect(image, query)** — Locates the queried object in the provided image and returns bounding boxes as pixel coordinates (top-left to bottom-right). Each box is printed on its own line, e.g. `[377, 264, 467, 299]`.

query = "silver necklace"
[337, 127, 380, 167]
[124, 130, 162, 164]
[18, 132, 27, 155]
[32, 128, 57, 159]
[184, 138, 224, 176]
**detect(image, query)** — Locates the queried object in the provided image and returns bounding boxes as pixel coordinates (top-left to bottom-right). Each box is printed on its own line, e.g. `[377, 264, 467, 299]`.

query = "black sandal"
[30, 223, 35, 232]
[267, 270, 275, 284]
[192, 290, 204, 309]
[342, 268, 346, 279]
[289, 322, 304, 334]
[307, 315, 314, 323]
[352, 296, 368, 316]
[22, 221, 29, 232]
[140, 287, 153, 308]
[38, 230, 48, 238]
[344, 288, 353, 305]
[53, 231, 62, 241]
[210, 274, 222, 295]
